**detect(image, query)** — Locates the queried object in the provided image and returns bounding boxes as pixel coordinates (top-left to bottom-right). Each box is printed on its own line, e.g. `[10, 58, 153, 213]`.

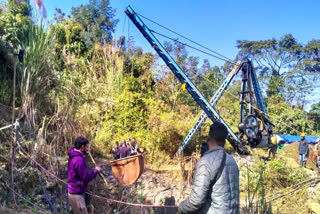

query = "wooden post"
[10, 62, 17, 206]
[10, 121, 18, 206]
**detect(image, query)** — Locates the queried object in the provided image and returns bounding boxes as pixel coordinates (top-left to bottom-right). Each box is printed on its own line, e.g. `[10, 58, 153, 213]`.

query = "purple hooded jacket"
[68, 148, 98, 194]
[119, 141, 130, 158]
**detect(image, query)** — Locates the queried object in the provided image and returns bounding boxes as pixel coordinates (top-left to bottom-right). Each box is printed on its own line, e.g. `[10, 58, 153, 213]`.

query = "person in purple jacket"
[119, 140, 130, 158]
[68, 136, 101, 214]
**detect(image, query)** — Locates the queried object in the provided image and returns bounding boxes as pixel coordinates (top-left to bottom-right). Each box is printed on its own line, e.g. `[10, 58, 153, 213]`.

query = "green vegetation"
[241, 151, 310, 214]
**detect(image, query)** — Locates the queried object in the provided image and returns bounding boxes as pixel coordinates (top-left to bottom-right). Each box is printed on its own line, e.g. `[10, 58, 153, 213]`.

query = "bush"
[264, 158, 309, 188]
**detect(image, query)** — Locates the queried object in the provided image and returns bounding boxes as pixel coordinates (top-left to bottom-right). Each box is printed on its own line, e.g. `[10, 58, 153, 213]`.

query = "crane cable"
[186, 67, 302, 134]
[137, 12, 234, 63]
[152, 30, 235, 65]
[133, 12, 304, 135]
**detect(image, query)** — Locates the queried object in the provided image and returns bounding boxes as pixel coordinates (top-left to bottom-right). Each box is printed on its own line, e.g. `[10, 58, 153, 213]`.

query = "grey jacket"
[178, 146, 239, 214]
[299, 139, 309, 155]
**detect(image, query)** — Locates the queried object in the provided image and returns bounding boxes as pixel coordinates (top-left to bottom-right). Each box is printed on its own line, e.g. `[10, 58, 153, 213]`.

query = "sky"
[43, 0, 320, 110]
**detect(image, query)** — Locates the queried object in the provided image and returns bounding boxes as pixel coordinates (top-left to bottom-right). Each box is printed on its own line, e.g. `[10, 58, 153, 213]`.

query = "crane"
[125, 6, 275, 155]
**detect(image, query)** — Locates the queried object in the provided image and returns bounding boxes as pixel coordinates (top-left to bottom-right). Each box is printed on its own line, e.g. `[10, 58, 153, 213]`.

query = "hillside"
[0, 142, 319, 213]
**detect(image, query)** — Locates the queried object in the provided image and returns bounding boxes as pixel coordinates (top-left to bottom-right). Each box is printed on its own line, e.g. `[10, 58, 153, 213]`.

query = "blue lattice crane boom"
[177, 61, 242, 153]
[125, 6, 247, 153]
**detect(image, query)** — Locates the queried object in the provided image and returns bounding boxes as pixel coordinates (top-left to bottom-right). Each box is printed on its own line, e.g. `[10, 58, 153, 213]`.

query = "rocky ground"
[307, 180, 320, 214]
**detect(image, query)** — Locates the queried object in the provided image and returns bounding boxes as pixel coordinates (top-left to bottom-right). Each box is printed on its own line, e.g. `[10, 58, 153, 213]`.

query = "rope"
[84, 191, 177, 208]
[0, 120, 20, 131]
[15, 139, 318, 210]
[137, 12, 234, 62]
[16, 141, 178, 208]
[7, 186, 50, 214]
[35, 165, 56, 212]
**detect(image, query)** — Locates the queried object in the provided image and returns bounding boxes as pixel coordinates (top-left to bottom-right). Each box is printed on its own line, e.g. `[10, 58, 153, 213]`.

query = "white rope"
[0, 121, 19, 131]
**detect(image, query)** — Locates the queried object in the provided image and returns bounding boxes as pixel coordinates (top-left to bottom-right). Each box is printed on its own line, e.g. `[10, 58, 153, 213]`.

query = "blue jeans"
[299, 153, 306, 165]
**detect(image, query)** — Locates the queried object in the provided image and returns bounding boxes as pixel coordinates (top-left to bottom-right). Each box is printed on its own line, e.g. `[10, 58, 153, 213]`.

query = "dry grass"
[271, 187, 309, 214]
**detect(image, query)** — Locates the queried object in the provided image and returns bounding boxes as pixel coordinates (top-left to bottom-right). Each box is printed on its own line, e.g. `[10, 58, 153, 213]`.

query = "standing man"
[178, 122, 239, 214]
[299, 133, 309, 168]
[267, 135, 278, 160]
[68, 137, 101, 214]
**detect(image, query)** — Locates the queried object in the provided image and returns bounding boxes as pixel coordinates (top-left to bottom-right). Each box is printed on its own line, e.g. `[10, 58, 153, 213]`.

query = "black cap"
[209, 121, 228, 142]
[74, 136, 89, 149]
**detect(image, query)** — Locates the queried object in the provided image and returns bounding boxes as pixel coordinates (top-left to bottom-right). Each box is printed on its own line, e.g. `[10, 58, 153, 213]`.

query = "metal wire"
[137, 12, 234, 62]
[152, 30, 235, 64]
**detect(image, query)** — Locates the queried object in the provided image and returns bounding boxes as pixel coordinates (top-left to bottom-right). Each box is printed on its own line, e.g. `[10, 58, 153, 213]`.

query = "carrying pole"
[88, 153, 109, 186]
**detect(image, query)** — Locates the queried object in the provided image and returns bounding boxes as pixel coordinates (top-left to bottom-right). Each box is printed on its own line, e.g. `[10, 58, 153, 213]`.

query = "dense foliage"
[0, 0, 319, 162]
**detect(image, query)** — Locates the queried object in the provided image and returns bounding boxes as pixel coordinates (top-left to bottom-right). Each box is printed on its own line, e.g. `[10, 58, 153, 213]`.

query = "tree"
[71, 0, 118, 49]
[201, 60, 224, 98]
[0, 0, 32, 47]
[308, 101, 320, 134]
[7, 0, 31, 16]
[267, 95, 313, 135]
[53, 8, 65, 23]
[0, 0, 32, 105]
[64, 19, 87, 55]
[237, 35, 320, 107]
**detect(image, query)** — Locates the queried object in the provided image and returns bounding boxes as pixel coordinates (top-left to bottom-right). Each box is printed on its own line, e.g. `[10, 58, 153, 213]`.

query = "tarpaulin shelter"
[277, 135, 320, 145]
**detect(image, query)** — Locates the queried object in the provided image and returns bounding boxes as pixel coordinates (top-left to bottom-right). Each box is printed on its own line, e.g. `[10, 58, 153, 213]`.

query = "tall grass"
[19, 19, 55, 134]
